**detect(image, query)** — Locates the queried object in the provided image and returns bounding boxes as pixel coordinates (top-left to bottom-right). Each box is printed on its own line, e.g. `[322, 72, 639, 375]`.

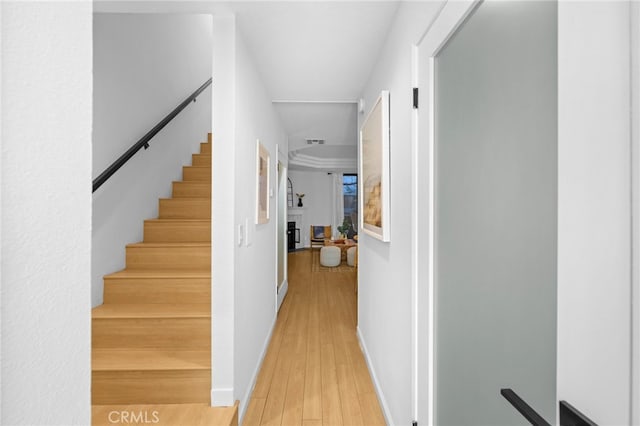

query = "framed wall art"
[256, 140, 270, 224]
[359, 90, 390, 241]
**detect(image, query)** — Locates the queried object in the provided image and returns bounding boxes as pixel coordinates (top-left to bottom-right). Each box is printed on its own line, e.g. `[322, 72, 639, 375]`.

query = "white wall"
[557, 3, 632, 425]
[1, 2, 92, 424]
[356, 3, 443, 425]
[92, 13, 212, 307]
[234, 29, 287, 419]
[211, 13, 236, 409]
[1, 2, 4, 420]
[288, 170, 333, 246]
[210, 14, 287, 420]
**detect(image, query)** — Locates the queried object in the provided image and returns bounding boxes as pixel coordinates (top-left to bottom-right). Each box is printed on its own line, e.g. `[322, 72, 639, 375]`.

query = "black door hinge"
[413, 88, 419, 109]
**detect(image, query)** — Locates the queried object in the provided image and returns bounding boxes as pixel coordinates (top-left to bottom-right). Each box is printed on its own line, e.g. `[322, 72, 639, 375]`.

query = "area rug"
[310, 249, 356, 273]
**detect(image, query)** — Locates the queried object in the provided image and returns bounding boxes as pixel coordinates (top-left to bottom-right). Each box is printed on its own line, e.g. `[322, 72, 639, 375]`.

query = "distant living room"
[287, 171, 358, 272]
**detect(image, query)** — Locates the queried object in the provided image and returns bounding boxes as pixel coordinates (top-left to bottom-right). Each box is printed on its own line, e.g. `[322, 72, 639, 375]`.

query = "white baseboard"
[277, 279, 288, 311]
[211, 388, 234, 407]
[357, 326, 393, 425]
[238, 315, 277, 423]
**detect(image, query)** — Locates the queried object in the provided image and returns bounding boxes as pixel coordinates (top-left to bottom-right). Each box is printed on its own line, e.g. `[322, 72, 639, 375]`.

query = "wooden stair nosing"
[102, 269, 211, 304]
[92, 370, 210, 405]
[158, 198, 211, 220]
[103, 284, 210, 305]
[104, 269, 211, 280]
[103, 289, 210, 305]
[143, 218, 211, 243]
[182, 166, 211, 181]
[191, 153, 211, 167]
[91, 317, 210, 350]
[172, 181, 211, 198]
[92, 349, 210, 371]
[92, 303, 210, 319]
[200, 142, 211, 154]
[125, 242, 210, 271]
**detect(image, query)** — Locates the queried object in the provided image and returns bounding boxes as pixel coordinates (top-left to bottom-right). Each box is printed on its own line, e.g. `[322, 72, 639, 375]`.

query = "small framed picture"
[256, 140, 270, 224]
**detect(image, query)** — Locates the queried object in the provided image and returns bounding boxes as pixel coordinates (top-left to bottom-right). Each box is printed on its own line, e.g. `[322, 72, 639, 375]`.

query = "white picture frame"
[359, 90, 390, 241]
[256, 140, 270, 224]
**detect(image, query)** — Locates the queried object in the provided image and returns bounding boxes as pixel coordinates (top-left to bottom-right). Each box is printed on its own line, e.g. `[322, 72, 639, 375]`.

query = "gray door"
[434, 2, 557, 424]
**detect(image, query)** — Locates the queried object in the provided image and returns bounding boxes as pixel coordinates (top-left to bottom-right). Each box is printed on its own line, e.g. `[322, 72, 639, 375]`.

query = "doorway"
[434, 1, 557, 423]
[414, 1, 558, 424]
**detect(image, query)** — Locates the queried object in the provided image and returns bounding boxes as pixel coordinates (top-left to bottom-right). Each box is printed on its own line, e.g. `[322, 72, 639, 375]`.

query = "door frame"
[276, 146, 288, 312]
[414, 2, 640, 425]
[631, 5, 640, 424]
[411, 2, 481, 424]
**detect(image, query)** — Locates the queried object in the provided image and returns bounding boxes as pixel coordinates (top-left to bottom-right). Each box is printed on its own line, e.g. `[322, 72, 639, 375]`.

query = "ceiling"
[232, 2, 399, 172]
[95, 1, 402, 172]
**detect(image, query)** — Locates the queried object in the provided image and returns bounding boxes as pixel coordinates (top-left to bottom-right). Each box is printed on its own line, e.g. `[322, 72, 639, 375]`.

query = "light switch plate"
[245, 217, 252, 247]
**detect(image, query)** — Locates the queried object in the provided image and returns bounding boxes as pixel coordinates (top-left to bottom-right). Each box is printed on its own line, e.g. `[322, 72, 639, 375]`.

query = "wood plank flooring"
[92, 402, 238, 426]
[244, 250, 386, 426]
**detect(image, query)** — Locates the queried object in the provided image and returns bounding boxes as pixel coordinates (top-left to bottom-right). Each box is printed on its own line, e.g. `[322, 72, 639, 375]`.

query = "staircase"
[92, 134, 237, 425]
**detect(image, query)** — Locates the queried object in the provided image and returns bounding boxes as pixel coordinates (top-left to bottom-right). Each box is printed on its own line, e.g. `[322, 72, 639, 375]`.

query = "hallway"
[243, 251, 385, 426]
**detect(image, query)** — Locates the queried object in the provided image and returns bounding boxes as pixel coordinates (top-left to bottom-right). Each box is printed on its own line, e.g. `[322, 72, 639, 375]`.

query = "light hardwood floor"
[243, 250, 386, 426]
[92, 403, 238, 426]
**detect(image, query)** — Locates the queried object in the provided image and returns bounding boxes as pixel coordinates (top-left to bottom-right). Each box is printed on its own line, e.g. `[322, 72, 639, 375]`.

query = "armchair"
[310, 225, 331, 251]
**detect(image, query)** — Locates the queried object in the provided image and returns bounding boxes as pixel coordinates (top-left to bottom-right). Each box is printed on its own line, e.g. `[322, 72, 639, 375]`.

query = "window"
[343, 174, 358, 234]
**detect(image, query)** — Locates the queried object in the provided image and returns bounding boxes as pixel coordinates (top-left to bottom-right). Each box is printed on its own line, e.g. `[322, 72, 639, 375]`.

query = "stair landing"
[92, 402, 238, 426]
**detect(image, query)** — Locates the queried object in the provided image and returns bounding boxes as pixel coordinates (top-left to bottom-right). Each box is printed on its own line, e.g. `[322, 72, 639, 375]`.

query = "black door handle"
[559, 401, 598, 426]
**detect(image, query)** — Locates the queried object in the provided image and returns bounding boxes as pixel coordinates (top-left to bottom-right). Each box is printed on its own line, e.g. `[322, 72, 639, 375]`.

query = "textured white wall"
[557, 3, 632, 424]
[356, 3, 443, 425]
[288, 170, 333, 245]
[92, 13, 212, 307]
[1, 2, 92, 424]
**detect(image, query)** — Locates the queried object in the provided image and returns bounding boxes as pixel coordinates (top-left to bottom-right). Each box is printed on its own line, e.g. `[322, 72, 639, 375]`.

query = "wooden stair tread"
[105, 270, 211, 279]
[191, 154, 211, 166]
[158, 198, 211, 216]
[92, 402, 238, 426]
[171, 181, 211, 198]
[93, 304, 210, 319]
[145, 219, 210, 223]
[126, 242, 210, 249]
[159, 197, 210, 201]
[172, 180, 210, 185]
[92, 349, 209, 371]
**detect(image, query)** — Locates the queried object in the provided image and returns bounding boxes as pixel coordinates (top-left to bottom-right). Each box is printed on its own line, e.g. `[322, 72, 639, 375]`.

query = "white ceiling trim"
[272, 100, 358, 104]
[288, 151, 357, 170]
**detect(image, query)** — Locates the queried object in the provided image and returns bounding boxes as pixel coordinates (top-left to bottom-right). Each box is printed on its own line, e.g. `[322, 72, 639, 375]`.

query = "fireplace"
[287, 221, 299, 251]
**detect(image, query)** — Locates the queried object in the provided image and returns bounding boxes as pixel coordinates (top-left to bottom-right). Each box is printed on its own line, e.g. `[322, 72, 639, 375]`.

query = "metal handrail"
[92, 77, 212, 193]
